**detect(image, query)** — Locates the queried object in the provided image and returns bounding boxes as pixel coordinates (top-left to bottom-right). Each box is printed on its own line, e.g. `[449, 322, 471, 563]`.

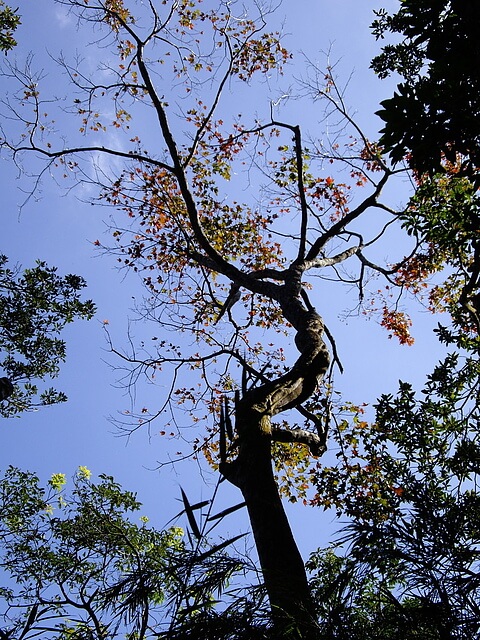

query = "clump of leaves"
[0, 1, 20, 53]
[0, 466, 270, 639]
[0, 255, 95, 415]
[372, 1, 480, 183]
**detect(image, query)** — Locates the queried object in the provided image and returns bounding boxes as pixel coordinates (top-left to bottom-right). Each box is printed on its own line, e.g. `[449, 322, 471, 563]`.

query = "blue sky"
[0, 0, 446, 557]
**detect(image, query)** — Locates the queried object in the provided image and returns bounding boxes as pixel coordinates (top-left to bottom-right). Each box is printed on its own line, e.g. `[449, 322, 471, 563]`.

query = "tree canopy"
[1, 0, 480, 637]
[372, 0, 480, 183]
[0, 256, 95, 415]
[0, 466, 264, 640]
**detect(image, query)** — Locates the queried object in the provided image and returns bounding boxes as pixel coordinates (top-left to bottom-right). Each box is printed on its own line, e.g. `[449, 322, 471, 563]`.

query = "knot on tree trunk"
[221, 307, 330, 482]
[294, 311, 325, 354]
[245, 309, 330, 421]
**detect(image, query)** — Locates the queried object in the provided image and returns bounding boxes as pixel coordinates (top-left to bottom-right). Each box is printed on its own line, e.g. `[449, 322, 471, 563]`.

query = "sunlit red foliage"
[380, 306, 414, 346]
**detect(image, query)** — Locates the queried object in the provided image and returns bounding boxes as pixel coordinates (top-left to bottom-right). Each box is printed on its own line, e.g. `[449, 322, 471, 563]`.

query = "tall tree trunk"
[221, 304, 330, 638]
[223, 411, 317, 637]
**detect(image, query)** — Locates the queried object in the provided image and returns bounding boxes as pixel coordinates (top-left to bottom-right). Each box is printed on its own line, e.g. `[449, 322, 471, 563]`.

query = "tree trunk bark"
[222, 411, 318, 637]
[220, 305, 330, 638]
